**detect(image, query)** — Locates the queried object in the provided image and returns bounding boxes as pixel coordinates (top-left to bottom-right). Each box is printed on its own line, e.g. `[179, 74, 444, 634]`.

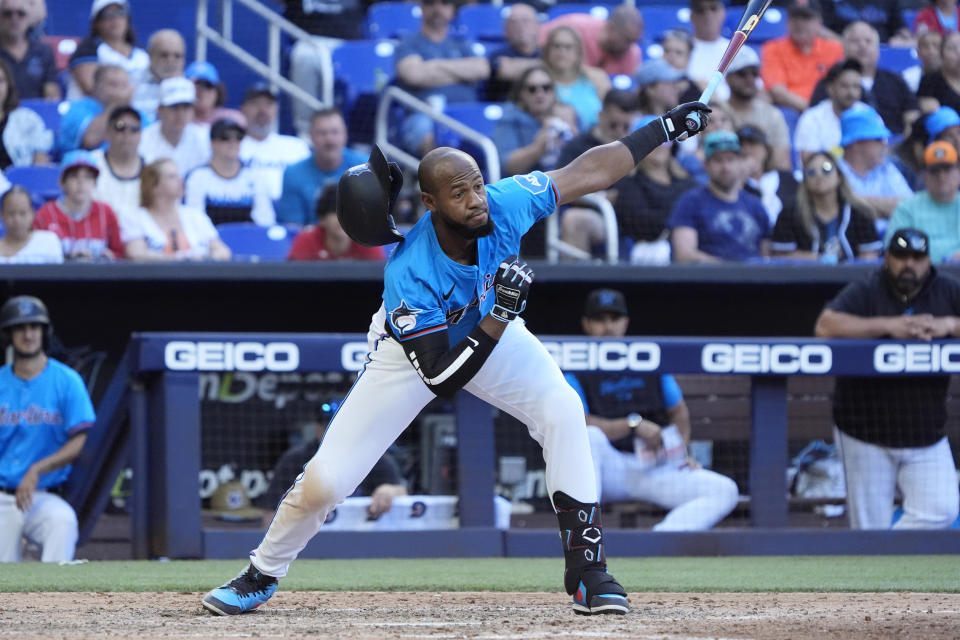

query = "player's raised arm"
[547, 102, 712, 206]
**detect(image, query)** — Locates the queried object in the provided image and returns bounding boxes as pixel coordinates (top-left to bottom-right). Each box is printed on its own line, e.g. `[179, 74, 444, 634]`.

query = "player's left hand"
[491, 255, 534, 323]
[16, 466, 39, 512]
[661, 101, 711, 141]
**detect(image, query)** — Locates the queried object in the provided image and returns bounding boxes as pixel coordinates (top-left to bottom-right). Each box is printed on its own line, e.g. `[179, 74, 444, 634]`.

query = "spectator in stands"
[771, 150, 881, 262]
[738, 126, 798, 228]
[885, 141, 960, 262]
[393, 0, 489, 157]
[821, 0, 912, 44]
[239, 82, 310, 201]
[91, 105, 141, 222]
[185, 61, 245, 129]
[659, 29, 698, 103]
[0, 57, 51, 167]
[0, 0, 57, 99]
[493, 65, 577, 176]
[0, 294, 93, 562]
[635, 59, 682, 118]
[34, 149, 124, 260]
[253, 397, 405, 526]
[131, 29, 186, 118]
[287, 184, 385, 261]
[761, 0, 843, 113]
[566, 288, 740, 531]
[185, 117, 275, 227]
[669, 130, 770, 263]
[0, 185, 61, 262]
[485, 3, 542, 103]
[723, 47, 792, 171]
[276, 108, 364, 226]
[794, 59, 868, 163]
[918, 32, 960, 115]
[558, 88, 637, 166]
[542, 26, 609, 130]
[59, 64, 134, 152]
[914, 0, 959, 36]
[24, 0, 43, 39]
[285, 0, 370, 138]
[837, 106, 914, 219]
[122, 158, 230, 261]
[905, 30, 943, 93]
[815, 227, 960, 530]
[614, 116, 696, 265]
[926, 105, 960, 152]
[687, 0, 730, 102]
[67, 0, 148, 100]
[138, 77, 210, 177]
[539, 4, 642, 76]
[809, 22, 919, 137]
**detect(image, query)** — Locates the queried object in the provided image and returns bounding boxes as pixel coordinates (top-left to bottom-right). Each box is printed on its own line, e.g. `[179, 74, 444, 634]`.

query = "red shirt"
[33, 200, 125, 259]
[287, 226, 386, 261]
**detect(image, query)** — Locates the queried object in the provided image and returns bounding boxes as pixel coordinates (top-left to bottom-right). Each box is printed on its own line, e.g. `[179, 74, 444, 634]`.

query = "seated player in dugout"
[565, 289, 739, 531]
[254, 398, 407, 528]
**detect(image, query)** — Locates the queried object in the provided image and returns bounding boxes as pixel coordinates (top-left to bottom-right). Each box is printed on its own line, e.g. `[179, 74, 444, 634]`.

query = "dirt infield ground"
[3, 591, 959, 639]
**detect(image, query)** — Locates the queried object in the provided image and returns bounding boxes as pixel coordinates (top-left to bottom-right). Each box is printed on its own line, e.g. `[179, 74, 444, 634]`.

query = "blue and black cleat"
[202, 564, 279, 616]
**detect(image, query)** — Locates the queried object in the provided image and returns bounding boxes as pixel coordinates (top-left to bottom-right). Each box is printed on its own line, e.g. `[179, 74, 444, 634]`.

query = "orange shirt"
[760, 36, 843, 102]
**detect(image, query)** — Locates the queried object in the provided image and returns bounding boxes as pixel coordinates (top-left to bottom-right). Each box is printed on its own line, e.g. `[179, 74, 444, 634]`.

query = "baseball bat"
[684, 0, 775, 133]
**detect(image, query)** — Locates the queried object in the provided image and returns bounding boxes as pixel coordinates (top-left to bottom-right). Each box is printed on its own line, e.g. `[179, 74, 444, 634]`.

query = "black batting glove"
[491, 255, 534, 323]
[659, 101, 712, 141]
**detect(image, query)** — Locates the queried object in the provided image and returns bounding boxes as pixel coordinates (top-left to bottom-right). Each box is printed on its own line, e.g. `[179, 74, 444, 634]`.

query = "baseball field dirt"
[3, 591, 959, 639]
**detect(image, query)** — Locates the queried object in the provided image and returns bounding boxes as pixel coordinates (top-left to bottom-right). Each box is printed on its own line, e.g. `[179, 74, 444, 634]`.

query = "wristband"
[618, 118, 669, 165]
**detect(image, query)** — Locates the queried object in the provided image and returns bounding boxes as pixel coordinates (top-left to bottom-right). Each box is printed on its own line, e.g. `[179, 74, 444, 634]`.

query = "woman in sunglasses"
[541, 26, 609, 130]
[67, 0, 148, 99]
[492, 65, 578, 176]
[771, 151, 882, 262]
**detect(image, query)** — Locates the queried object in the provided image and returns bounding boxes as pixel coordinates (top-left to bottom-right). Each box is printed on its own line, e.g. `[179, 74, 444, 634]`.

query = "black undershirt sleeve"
[393, 324, 498, 398]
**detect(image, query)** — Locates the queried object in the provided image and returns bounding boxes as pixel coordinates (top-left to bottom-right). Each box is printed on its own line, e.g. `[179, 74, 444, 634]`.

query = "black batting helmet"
[336, 144, 406, 247]
[1, 295, 50, 330]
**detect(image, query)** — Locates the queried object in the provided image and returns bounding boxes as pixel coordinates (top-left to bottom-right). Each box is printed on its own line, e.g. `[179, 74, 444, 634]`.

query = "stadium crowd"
[0, 0, 959, 265]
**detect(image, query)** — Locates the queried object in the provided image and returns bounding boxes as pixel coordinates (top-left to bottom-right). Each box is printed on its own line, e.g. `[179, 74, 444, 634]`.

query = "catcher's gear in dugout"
[336, 144, 406, 247]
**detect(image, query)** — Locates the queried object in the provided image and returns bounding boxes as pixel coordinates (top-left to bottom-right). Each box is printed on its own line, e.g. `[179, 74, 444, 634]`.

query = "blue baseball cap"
[703, 130, 741, 159]
[840, 106, 891, 147]
[925, 106, 960, 143]
[185, 60, 220, 85]
[635, 58, 683, 88]
[59, 149, 100, 179]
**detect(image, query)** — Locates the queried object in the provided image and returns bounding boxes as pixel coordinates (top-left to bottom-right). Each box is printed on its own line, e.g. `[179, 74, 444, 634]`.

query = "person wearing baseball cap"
[635, 59, 683, 116]
[925, 106, 960, 154]
[68, 1, 148, 99]
[239, 80, 309, 201]
[32, 149, 126, 260]
[815, 226, 960, 530]
[837, 105, 914, 220]
[138, 76, 211, 177]
[669, 130, 771, 263]
[737, 125, 798, 225]
[885, 141, 960, 263]
[185, 61, 247, 128]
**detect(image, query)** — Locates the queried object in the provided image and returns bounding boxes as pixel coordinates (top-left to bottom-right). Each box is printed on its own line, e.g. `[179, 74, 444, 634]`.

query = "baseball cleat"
[202, 564, 278, 616]
[571, 569, 629, 615]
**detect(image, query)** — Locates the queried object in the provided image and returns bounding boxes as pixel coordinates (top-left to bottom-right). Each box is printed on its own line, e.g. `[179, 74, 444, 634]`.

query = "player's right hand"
[661, 101, 712, 141]
[491, 255, 534, 323]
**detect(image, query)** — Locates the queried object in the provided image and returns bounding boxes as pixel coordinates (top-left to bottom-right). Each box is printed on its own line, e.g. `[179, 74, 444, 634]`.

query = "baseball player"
[0, 296, 95, 562]
[202, 100, 712, 616]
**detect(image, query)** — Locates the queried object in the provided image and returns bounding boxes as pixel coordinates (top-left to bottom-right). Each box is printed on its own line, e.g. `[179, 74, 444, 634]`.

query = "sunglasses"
[732, 67, 759, 78]
[804, 160, 835, 178]
[98, 6, 128, 19]
[0, 9, 26, 19]
[213, 132, 244, 142]
[422, 0, 454, 5]
[524, 83, 553, 95]
[112, 121, 141, 133]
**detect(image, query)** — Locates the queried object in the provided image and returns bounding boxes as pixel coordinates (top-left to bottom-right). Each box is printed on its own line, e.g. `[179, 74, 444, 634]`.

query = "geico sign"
[341, 341, 370, 372]
[543, 341, 660, 371]
[873, 344, 960, 373]
[702, 344, 832, 374]
[164, 341, 300, 372]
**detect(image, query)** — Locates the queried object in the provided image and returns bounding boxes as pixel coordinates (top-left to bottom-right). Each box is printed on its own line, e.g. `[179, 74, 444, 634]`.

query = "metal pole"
[195, 0, 208, 61]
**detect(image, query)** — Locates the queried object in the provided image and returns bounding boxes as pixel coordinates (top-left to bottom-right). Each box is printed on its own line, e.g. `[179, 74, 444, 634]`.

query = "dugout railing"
[66, 333, 960, 559]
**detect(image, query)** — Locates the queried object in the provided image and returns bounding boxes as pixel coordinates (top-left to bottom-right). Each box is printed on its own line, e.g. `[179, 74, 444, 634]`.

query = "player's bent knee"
[298, 463, 342, 512]
[539, 385, 587, 433]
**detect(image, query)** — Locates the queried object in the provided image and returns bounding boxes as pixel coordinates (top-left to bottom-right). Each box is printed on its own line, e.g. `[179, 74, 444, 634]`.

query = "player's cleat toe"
[570, 570, 629, 615]
[201, 564, 278, 616]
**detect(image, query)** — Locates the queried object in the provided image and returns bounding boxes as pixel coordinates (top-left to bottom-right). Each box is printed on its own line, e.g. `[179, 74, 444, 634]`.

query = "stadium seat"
[546, 3, 615, 21]
[6, 165, 61, 208]
[722, 6, 786, 43]
[216, 222, 298, 262]
[42, 35, 80, 72]
[434, 102, 504, 181]
[454, 4, 510, 42]
[901, 8, 919, 32]
[641, 6, 692, 43]
[365, 1, 421, 40]
[878, 45, 918, 74]
[332, 40, 397, 144]
[20, 99, 67, 141]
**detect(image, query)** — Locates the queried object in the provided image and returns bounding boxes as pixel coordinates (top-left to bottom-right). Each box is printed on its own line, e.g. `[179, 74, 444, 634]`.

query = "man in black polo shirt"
[815, 228, 960, 530]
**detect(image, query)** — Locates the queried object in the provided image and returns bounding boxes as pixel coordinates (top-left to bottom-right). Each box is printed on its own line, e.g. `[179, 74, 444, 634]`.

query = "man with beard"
[815, 228, 960, 530]
[201, 100, 713, 618]
[0, 296, 95, 562]
[794, 59, 868, 164]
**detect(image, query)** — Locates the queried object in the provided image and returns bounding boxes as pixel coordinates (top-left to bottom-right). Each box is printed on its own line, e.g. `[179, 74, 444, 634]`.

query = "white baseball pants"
[0, 490, 78, 562]
[586, 426, 740, 531]
[251, 313, 597, 578]
[835, 427, 959, 530]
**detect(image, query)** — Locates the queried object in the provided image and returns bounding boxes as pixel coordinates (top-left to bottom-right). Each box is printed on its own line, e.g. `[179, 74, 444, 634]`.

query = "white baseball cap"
[90, 0, 128, 19]
[160, 77, 195, 107]
[726, 46, 761, 75]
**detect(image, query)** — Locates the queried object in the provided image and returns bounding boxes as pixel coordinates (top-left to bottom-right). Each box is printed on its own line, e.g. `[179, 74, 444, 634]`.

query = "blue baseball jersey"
[383, 171, 558, 346]
[0, 359, 95, 489]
